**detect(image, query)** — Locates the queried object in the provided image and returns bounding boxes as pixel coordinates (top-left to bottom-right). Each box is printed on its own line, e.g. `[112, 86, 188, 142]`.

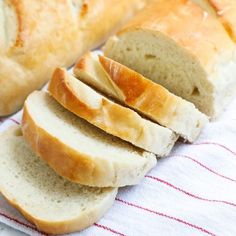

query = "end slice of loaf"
[48, 68, 177, 155]
[74, 53, 208, 142]
[22, 91, 157, 187]
[103, 0, 236, 119]
[0, 126, 117, 234]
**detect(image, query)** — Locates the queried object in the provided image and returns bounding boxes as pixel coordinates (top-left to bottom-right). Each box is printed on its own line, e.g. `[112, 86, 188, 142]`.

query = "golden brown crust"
[48, 68, 174, 153]
[78, 0, 145, 50]
[49, 68, 96, 120]
[1, 0, 79, 115]
[49, 68, 140, 141]
[98, 55, 178, 121]
[52, 68, 140, 138]
[119, 0, 235, 69]
[74, 53, 208, 140]
[0, 0, 144, 116]
[22, 91, 157, 186]
[75, 54, 87, 73]
[206, 0, 236, 42]
[22, 104, 103, 186]
[1, 177, 117, 234]
[0, 126, 117, 234]
[7, 0, 23, 47]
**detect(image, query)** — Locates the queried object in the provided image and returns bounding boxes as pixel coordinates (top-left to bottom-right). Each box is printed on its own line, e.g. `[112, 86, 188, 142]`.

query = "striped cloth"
[0, 96, 236, 236]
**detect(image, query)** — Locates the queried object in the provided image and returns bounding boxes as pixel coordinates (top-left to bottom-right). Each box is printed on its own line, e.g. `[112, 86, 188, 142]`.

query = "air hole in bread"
[196, 121, 200, 128]
[173, 111, 177, 117]
[145, 54, 156, 60]
[126, 47, 132, 51]
[191, 86, 200, 96]
[14, 128, 23, 137]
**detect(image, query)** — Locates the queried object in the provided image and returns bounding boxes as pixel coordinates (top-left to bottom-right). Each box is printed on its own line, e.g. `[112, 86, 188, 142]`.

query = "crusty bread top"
[1, 0, 79, 64]
[0, 0, 80, 115]
[0, 126, 117, 234]
[191, 0, 236, 42]
[118, 0, 236, 72]
[0, 0, 145, 116]
[77, 0, 146, 50]
[0, 0, 144, 64]
[48, 68, 177, 155]
[204, 0, 236, 42]
[191, 0, 217, 14]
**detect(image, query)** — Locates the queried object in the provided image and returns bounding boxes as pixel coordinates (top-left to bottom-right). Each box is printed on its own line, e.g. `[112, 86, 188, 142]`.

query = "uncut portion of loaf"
[74, 53, 208, 142]
[192, 0, 236, 42]
[0, 0, 144, 116]
[104, 0, 236, 118]
[22, 91, 157, 187]
[0, 126, 117, 235]
[48, 68, 177, 155]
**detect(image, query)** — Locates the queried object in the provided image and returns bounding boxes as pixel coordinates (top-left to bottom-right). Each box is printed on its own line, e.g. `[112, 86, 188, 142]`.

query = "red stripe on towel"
[173, 154, 236, 183]
[115, 198, 216, 236]
[9, 119, 20, 125]
[94, 223, 126, 236]
[0, 211, 47, 235]
[145, 175, 236, 207]
[0, 211, 123, 236]
[191, 142, 236, 156]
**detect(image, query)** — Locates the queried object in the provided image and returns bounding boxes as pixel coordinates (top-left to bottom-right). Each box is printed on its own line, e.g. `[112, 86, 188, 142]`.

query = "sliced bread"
[22, 91, 157, 187]
[103, 0, 236, 118]
[74, 53, 208, 142]
[0, 126, 117, 234]
[48, 68, 177, 155]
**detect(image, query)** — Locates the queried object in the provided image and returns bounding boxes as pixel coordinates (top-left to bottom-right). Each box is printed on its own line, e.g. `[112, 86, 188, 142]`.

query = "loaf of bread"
[0, 126, 117, 234]
[48, 68, 177, 155]
[0, 0, 144, 116]
[22, 91, 157, 187]
[103, 0, 236, 118]
[74, 53, 208, 142]
[192, 0, 236, 42]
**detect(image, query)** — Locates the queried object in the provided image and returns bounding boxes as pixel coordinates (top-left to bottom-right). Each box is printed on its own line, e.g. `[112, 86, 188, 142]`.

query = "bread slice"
[192, 0, 236, 42]
[0, 126, 117, 234]
[103, 0, 236, 118]
[22, 91, 157, 187]
[73, 53, 208, 142]
[48, 68, 177, 155]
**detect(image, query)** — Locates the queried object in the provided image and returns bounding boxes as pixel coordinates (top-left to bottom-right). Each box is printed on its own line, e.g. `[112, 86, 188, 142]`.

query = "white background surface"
[0, 223, 26, 235]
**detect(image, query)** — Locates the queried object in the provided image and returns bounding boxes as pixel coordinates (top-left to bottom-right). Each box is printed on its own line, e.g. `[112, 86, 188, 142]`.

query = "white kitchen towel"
[1, 96, 236, 236]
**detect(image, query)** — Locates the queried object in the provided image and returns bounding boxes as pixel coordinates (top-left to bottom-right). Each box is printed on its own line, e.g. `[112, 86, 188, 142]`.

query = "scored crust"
[206, 0, 236, 42]
[0, 0, 145, 116]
